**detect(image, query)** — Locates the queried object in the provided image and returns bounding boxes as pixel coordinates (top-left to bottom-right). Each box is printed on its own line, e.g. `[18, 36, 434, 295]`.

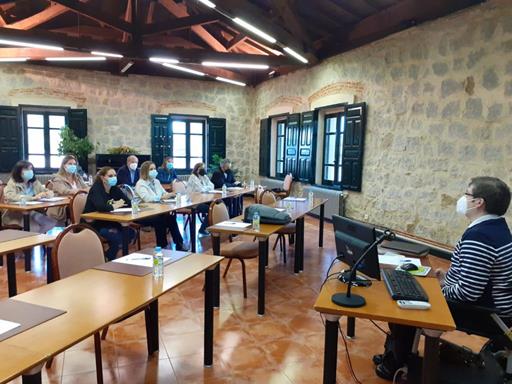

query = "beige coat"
[47, 173, 88, 222]
[2, 178, 49, 227]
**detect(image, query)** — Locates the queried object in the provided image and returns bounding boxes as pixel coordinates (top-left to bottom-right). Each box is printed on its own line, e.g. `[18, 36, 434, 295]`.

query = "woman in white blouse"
[187, 162, 213, 235]
[135, 161, 187, 251]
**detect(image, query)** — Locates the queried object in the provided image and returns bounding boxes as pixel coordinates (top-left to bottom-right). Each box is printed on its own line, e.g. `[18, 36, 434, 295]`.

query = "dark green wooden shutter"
[298, 111, 317, 183]
[259, 118, 270, 177]
[151, 114, 170, 167]
[68, 109, 87, 138]
[207, 118, 226, 166]
[341, 103, 366, 191]
[0, 106, 21, 173]
[284, 113, 300, 178]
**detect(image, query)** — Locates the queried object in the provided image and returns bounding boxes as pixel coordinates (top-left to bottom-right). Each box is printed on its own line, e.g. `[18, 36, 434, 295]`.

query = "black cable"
[338, 320, 363, 384]
[325, 255, 341, 279]
[370, 319, 390, 336]
[319, 272, 342, 291]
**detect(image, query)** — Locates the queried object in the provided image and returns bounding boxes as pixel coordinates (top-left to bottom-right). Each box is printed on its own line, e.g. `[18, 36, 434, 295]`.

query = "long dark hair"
[11, 160, 36, 183]
[95, 166, 114, 184]
[192, 162, 204, 177]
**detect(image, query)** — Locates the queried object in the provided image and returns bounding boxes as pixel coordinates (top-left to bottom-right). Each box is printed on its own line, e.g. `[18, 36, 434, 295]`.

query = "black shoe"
[176, 243, 189, 252]
[375, 363, 396, 381]
[373, 354, 383, 365]
[198, 228, 210, 236]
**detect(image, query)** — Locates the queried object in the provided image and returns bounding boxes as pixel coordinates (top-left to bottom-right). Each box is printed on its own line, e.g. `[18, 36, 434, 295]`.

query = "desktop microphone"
[331, 229, 396, 308]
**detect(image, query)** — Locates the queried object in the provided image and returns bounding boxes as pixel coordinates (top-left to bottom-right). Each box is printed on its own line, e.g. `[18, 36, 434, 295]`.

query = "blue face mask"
[66, 164, 77, 174]
[22, 169, 34, 181]
[149, 169, 158, 179]
[166, 162, 174, 170]
[107, 176, 117, 187]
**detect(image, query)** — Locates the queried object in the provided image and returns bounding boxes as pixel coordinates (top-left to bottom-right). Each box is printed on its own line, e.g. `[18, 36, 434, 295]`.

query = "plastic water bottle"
[222, 184, 227, 197]
[153, 246, 164, 278]
[176, 192, 181, 207]
[250, 180, 255, 190]
[252, 211, 260, 231]
[20, 195, 27, 206]
[131, 199, 139, 215]
[308, 191, 314, 202]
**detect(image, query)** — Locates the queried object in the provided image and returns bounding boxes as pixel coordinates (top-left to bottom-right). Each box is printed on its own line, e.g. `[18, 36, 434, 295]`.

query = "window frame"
[321, 111, 345, 187]
[275, 118, 287, 179]
[169, 115, 206, 175]
[21, 105, 68, 173]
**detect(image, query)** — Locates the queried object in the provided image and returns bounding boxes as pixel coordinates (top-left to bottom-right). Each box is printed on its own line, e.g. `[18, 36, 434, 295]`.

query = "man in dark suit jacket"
[117, 155, 139, 187]
[211, 158, 239, 189]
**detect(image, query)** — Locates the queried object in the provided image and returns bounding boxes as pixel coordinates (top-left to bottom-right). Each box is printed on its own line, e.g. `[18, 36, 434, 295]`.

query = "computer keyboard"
[381, 269, 429, 302]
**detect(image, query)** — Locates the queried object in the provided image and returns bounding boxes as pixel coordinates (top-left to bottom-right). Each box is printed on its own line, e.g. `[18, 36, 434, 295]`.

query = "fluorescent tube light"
[0, 58, 28, 62]
[149, 57, 179, 64]
[215, 76, 246, 87]
[202, 61, 269, 69]
[197, 0, 216, 8]
[232, 17, 276, 44]
[121, 61, 134, 73]
[45, 56, 106, 61]
[0, 38, 63, 51]
[162, 63, 205, 76]
[283, 47, 308, 64]
[91, 51, 123, 58]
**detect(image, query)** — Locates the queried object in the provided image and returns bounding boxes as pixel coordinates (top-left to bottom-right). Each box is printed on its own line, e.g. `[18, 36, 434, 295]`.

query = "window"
[322, 112, 345, 186]
[23, 108, 67, 171]
[170, 117, 206, 172]
[275, 119, 286, 177]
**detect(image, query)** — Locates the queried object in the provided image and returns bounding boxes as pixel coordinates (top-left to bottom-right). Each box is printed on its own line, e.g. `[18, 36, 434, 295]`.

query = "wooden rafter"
[269, 0, 312, 47]
[0, 10, 6, 27]
[4, 4, 68, 30]
[122, 0, 132, 43]
[146, 1, 156, 24]
[142, 13, 219, 36]
[226, 33, 246, 51]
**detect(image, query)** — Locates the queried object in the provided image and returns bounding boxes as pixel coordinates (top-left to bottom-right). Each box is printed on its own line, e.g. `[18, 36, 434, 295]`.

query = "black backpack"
[243, 204, 292, 225]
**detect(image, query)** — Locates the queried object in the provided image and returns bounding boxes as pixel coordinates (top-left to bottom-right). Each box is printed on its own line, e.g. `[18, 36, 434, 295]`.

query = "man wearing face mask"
[117, 155, 139, 187]
[374, 176, 512, 381]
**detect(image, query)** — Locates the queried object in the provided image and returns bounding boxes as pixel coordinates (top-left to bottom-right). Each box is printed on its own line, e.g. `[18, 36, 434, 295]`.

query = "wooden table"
[0, 231, 56, 297]
[207, 197, 327, 315]
[314, 263, 456, 384]
[0, 199, 70, 272]
[0, 253, 223, 384]
[81, 188, 254, 255]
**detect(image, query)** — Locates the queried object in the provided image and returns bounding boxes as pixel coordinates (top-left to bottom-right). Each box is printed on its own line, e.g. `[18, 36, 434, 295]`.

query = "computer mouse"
[400, 263, 419, 271]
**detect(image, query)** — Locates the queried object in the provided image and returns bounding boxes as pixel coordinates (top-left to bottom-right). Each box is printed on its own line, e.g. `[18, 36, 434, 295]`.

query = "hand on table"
[112, 199, 126, 210]
[435, 268, 447, 287]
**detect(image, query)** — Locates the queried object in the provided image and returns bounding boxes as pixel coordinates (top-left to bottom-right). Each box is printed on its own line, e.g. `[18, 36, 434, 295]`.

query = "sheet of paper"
[18, 201, 41, 205]
[206, 190, 224, 194]
[378, 253, 422, 267]
[111, 208, 132, 213]
[38, 197, 67, 202]
[215, 221, 251, 229]
[113, 253, 170, 268]
[0, 319, 21, 335]
[161, 199, 176, 203]
[283, 197, 307, 202]
[227, 187, 244, 191]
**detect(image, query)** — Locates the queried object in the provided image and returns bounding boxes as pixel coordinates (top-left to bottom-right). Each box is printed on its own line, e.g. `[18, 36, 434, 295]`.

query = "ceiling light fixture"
[216, 76, 246, 87]
[121, 61, 134, 73]
[45, 56, 106, 61]
[196, 0, 216, 8]
[0, 58, 29, 62]
[283, 47, 308, 64]
[162, 63, 205, 76]
[0, 38, 63, 51]
[91, 51, 123, 58]
[149, 57, 179, 64]
[202, 61, 269, 69]
[232, 17, 276, 44]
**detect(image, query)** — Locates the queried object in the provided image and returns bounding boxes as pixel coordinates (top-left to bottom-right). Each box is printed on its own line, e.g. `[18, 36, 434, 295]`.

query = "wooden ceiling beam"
[0, 9, 6, 27]
[51, 0, 133, 34]
[329, 0, 366, 19]
[142, 13, 219, 36]
[122, 0, 132, 43]
[226, 33, 246, 51]
[269, 0, 312, 46]
[4, 3, 68, 30]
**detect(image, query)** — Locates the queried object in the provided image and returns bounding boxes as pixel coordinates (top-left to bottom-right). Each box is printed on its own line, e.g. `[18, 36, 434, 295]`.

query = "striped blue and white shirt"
[443, 216, 512, 315]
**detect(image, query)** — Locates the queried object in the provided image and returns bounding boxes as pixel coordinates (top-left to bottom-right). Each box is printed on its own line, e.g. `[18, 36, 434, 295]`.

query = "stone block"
[466, 48, 486, 69]
[448, 122, 468, 137]
[502, 40, 512, 52]
[482, 68, 499, 90]
[432, 62, 449, 76]
[464, 98, 483, 118]
[505, 81, 512, 96]
[442, 101, 460, 118]
[426, 102, 438, 118]
[487, 104, 503, 121]
[441, 79, 461, 98]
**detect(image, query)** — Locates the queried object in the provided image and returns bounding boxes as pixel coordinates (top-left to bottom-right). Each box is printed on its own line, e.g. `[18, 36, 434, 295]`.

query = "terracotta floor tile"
[162, 331, 205, 358]
[115, 340, 168, 367]
[260, 338, 317, 367]
[229, 367, 294, 384]
[61, 368, 119, 384]
[170, 353, 230, 383]
[160, 317, 203, 336]
[62, 345, 116, 376]
[117, 358, 178, 384]
[244, 318, 294, 343]
[217, 344, 273, 372]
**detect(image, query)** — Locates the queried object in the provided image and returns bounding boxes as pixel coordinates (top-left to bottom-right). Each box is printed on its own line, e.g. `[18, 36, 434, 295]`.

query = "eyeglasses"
[464, 192, 474, 197]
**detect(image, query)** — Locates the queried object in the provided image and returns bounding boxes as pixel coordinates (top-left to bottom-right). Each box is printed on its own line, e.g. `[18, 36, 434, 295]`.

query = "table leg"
[323, 314, 340, 384]
[211, 234, 221, 307]
[190, 208, 197, 253]
[121, 224, 130, 256]
[258, 238, 268, 315]
[298, 217, 305, 272]
[144, 300, 159, 355]
[46, 247, 53, 284]
[7, 253, 17, 297]
[422, 329, 442, 384]
[0, 254, 3, 267]
[239, 195, 244, 216]
[319, 204, 325, 247]
[21, 363, 43, 384]
[22, 213, 32, 272]
[204, 266, 215, 366]
[347, 317, 356, 338]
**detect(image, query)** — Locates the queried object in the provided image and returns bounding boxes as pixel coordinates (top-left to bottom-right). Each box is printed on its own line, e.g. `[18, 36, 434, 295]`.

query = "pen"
[129, 257, 151, 260]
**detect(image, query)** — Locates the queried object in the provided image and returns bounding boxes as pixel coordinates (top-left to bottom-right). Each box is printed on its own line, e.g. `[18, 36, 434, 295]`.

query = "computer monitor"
[332, 215, 380, 281]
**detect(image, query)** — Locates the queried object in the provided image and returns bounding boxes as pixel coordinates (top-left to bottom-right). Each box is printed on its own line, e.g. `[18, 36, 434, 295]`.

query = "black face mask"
[198, 169, 206, 176]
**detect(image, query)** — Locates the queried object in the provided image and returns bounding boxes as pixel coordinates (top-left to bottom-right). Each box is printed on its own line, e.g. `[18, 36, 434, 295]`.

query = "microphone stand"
[332, 229, 395, 308]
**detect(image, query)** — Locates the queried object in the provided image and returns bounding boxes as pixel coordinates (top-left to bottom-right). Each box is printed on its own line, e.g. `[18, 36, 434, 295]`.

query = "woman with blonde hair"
[187, 162, 213, 235]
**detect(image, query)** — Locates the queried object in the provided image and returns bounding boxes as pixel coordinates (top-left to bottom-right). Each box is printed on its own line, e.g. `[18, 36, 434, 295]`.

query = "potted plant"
[107, 145, 140, 154]
[58, 126, 94, 173]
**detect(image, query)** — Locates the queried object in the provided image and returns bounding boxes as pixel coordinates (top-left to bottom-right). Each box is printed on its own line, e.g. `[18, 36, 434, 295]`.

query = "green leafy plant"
[58, 126, 94, 160]
[107, 145, 139, 154]
[208, 153, 238, 177]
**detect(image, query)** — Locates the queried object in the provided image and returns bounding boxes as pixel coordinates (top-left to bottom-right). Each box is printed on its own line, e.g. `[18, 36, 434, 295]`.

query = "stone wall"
[253, 0, 512, 244]
[0, 64, 254, 177]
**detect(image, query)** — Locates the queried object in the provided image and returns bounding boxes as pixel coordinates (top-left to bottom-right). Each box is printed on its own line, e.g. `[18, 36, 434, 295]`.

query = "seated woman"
[156, 156, 178, 187]
[83, 166, 168, 261]
[47, 154, 89, 224]
[135, 161, 188, 251]
[3, 160, 57, 233]
[187, 162, 214, 236]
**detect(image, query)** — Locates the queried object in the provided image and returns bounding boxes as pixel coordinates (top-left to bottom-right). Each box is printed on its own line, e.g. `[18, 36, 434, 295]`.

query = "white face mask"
[456, 195, 478, 216]
[129, 163, 138, 171]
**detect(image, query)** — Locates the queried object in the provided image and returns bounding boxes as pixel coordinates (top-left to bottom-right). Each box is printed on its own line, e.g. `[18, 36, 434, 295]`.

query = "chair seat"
[277, 222, 296, 234]
[220, 241, 259, 258]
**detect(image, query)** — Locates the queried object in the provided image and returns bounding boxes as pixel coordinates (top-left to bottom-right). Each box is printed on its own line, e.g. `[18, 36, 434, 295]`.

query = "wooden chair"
[69, 190, 88, 224]
[273, 173, 293, 199]
[0, 183, 22, 267]
[209, 200, 259, 298]
[259, 190, 296, 263]
[254, 185, 265, 204]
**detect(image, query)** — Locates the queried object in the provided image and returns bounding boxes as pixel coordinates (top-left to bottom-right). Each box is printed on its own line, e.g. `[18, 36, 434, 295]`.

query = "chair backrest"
[45, 179, 54, 190]
[255, 186, 265, 203]
[260, 190, 277, 205]
[173, 180, 187, 193]
[283, 174, 293, 193]
[208, 200, 230, 226]
[70, 190, 88, 224]
[51, 224, 105, 280]
[118, 184, 136, 201]
[0, 184, 5, 204]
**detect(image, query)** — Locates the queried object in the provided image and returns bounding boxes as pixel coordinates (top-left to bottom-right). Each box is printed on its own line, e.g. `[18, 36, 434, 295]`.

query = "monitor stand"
[338, 270, 372, 287]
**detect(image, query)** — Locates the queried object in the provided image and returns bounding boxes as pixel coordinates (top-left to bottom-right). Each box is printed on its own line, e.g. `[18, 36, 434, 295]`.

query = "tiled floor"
[1, 211, 486, 383]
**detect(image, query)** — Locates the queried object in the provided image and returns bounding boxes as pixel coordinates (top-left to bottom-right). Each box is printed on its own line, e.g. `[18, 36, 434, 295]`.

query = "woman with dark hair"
[2, 160, 57, 233]
[156, 156, 178, 185]
[135, 161, 188, 251]
[187, 162, 214, 235]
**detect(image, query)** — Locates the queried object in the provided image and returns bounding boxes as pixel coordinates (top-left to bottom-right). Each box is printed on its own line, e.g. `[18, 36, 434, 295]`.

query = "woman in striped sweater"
[375, 176, 512, 381]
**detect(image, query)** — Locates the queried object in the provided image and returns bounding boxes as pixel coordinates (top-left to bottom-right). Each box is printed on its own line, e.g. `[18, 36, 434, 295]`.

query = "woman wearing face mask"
[135, 161, 188, 251]
[2, 160, 57, 233]
[156, 156, 178, 185]
[187, 162, 214, 235]
[47, 154, 89, 223]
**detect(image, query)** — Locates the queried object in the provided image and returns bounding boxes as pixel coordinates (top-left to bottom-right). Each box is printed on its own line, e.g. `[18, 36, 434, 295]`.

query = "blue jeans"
[98, 227, 134, 261]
